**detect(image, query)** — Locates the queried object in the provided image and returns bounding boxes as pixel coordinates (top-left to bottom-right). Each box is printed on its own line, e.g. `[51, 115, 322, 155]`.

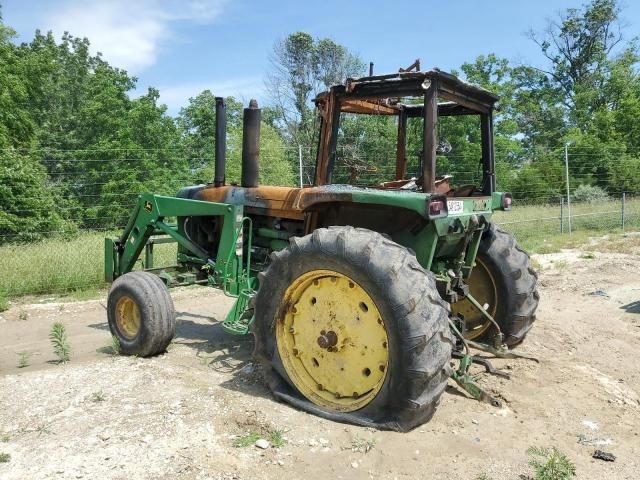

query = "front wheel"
[252, 227, 454, 432]
[107, 271, 176, 357]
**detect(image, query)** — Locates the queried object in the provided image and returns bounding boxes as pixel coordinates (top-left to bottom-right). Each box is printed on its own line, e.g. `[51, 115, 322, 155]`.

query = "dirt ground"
[1, 238, 640, 480]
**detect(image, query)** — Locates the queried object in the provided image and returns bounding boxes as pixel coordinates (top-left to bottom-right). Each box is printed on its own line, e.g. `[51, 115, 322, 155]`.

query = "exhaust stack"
[241, 99, 261, 188]
[214, 97, 226, 187]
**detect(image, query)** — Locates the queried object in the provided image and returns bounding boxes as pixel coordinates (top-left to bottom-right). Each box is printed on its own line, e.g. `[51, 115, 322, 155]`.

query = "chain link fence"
[1, 145, 639, 299]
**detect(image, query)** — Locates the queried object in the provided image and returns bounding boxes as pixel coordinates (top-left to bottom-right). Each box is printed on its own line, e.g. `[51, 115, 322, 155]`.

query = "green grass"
[232, 431, 261, 448]
[232, 429, 287, 448]
[0, 452, 10, 463]
[494, 196, 640, 253]
[350, 436, 377, 453]
[0, 231, 177, 298]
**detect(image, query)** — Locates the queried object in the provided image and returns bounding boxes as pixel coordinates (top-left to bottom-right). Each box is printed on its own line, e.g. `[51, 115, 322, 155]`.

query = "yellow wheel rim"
[452, 258, 498, 340]
[115, 295, 141, 339]
[276, 270, 389, 412]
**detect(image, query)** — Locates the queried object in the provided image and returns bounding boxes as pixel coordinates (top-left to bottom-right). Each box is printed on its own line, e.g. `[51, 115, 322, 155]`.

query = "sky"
[3, 0, 640, 115]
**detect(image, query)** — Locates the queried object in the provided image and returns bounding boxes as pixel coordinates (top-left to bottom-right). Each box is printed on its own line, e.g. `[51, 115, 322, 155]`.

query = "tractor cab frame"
[314, 69, 499, 196]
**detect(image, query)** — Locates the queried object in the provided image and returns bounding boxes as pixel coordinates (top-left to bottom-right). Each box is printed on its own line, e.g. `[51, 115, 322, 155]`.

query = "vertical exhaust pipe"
[214, 96, 226, 187]
[241, 99, 261, 188]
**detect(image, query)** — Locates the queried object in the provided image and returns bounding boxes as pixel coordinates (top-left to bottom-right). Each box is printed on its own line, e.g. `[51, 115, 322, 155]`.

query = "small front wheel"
[107, 271, 176, 357]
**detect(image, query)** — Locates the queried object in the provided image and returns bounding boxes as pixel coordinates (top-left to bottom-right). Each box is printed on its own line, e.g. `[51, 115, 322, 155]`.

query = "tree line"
[1, 0, 639, 243]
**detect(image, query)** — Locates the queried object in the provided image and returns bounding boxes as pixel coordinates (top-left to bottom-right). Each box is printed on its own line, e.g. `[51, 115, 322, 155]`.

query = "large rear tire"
[107, 271, 176, 357]
[252, 227, 454, 432]
[453, 224, 539, 347]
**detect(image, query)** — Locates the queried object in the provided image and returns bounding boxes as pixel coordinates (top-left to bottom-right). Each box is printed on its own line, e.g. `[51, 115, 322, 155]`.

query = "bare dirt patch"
[1, 247, 640, 479]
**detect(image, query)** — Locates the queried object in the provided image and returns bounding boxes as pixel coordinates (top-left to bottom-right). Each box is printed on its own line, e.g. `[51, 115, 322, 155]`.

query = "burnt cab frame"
[313, 69, 500, 195]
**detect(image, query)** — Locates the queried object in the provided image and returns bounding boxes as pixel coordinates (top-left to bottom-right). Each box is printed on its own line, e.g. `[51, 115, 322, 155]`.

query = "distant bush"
[572, 184, 609, 203]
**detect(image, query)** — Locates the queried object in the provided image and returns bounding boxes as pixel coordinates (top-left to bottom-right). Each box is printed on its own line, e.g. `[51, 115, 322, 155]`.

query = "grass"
[49, 321, 71, 364]
[91, 390, 106, 402]
[232, 429, 287, 448]
[0, 230, 176, 298]
[0, 452, 10, 463]
[494, 196, 640, 253]
[16, 351, 31, 368]
[110, 335, 121, 356]
[527, 446, 576, 480]
[232, 431, 261, 448]
[0, 295, 7, 312]
[350, 435, 377, 453]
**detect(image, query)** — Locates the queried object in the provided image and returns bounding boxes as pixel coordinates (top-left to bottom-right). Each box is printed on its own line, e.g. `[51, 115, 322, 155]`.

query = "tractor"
[104, 67, 539, 431]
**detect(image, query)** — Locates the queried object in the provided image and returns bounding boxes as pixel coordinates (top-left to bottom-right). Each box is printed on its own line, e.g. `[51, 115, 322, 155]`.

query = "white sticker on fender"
[447, 200, 464, 214]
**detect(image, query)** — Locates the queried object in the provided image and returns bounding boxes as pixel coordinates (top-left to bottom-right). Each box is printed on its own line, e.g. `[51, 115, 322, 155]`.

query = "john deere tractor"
[105, 67, 538, 431]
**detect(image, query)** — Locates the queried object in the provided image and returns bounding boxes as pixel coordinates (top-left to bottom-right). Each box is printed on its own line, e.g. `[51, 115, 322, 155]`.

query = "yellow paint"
[452, 258, 498, 340]
[276, 270, 389, 412]
[115, 295, 141, 339]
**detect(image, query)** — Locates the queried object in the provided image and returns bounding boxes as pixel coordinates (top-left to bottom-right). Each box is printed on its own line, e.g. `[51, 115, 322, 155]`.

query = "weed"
[475, 474, 493, 480]
[91, 390, 106, 402]
[350, 436, 377, 454]
[232, 431, 261, 448]
[110, 335, 121, 356]
[18, 310, 28, 321]
[0, 295, 8, 313]
[49, 321, 71, 364]
[0, 434, 9, 443]
[527, 446, 576, 480]
[579, 252, 595, 259]
[16, 351, 31, 368]
[0, 452, 10, 463]
[267, 429, 287, 448]
[35, 424, 52, 436]
[553, 259, 568, 270]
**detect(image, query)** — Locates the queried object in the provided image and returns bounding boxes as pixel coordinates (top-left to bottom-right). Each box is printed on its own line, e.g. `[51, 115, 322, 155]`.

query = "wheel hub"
[452, 257, 497, 340]
[276, 270, 389, 412]
[115, 295, 141, 339]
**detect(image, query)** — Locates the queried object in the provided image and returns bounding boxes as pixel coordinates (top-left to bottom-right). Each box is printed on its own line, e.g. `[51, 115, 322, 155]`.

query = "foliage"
[350, 436, 377, 453]
[49, 321, 71, 364]
[572, 184, 609, 202]
[0, 452, 10, 463]
[266, 32, 365, 146]
[0, 294, 7, 312]
[110, 335, 121, 356]
[232, 431, 261, 448]
[526, 446, 576, 480]
[16, 351, 31, 368]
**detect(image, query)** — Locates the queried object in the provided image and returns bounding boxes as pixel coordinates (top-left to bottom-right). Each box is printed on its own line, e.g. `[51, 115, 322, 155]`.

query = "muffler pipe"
[241, 99, 261, 188]
[214, 96, 226, 187]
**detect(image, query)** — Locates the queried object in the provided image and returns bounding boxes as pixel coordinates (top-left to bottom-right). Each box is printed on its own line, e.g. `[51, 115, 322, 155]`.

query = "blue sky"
[3, 0, 640, 115]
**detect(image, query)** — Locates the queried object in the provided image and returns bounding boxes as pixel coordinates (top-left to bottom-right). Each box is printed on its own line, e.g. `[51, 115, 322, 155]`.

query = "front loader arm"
[105, 193, 243, 282]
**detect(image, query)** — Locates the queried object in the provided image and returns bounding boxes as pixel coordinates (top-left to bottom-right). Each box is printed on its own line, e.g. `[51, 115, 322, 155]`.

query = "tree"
[266, 32, 365, 147]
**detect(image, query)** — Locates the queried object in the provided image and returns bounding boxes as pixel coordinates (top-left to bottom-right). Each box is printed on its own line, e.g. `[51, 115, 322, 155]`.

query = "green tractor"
[104, 68, 538, 431]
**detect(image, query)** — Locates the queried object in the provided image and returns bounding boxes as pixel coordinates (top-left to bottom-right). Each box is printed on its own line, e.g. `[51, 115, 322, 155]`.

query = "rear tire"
[252, 226, 454, 432]
[107, 271, 176, 357]
[460, 224, 539, 347]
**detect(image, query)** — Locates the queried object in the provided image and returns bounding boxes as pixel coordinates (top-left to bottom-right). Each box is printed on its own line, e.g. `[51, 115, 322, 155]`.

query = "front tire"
[252, 227, 453, 432]
[107, 271, 176, 357]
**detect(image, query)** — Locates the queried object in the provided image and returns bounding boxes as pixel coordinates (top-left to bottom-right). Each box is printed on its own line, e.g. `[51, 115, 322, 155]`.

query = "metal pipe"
[564, 143, 572, 234]
[214, 97, 226, 187]
[241, 99, 261, 188]
[369, 62, 374, 76]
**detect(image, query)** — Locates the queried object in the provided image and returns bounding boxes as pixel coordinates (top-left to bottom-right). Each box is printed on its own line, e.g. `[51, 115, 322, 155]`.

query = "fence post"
[621, 192, 626, 231]
[560, 197, 564, 234]
[298, 145, 304, 188]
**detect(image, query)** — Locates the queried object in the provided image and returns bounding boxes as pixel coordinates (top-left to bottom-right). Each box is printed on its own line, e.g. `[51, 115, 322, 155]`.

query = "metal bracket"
[450, 354, 502, 407]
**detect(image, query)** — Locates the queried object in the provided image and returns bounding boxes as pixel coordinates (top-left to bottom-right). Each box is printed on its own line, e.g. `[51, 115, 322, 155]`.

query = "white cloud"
[157, 77, 266, 114]
[47, 0, 226, 72]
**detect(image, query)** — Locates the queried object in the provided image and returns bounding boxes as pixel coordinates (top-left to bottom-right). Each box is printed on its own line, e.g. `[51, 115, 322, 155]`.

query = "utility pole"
[565, 143, 572, 234]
